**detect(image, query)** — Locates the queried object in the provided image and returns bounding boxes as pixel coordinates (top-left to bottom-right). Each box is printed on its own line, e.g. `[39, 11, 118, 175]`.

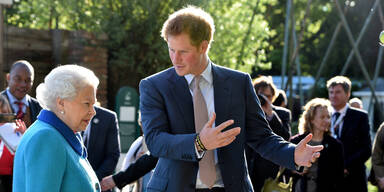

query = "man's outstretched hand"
[199, 112, 241, 150]
[294, 134, 324, 167]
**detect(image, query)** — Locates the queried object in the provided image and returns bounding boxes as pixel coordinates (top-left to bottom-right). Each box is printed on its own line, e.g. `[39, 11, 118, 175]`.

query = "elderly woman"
[287, 98, 344, 192]
[13, 65, 101, 191]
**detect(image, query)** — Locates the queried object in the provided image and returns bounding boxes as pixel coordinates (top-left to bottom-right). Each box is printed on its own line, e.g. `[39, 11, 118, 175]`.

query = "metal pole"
[334, 0, 384, 117]
[340, 0, 380, 75]
[284, 0, 313, 92]
[368, 46, 383, 116]
[367, 2, 384, 119]
[308, 6, 349, 99]
[281, 0, 292, 89]
[292, 13, 304, 107]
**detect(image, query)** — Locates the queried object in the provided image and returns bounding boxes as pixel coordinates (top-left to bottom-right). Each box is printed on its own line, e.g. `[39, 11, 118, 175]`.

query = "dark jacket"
[245, 106, 291, 191]
[140, 64, 297, 192]
[113, 154, 158, 189]
[338, 107, 371, 192]
[86, 106, 121, 182]
[288, 133, 345, 192]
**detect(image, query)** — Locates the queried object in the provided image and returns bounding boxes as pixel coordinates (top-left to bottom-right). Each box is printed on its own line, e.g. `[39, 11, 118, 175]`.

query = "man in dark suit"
[139, 6, 323, 192]
[1, 60, 42, 127]
[327, 76, 371, 192]
[83, 105, 120, 192]
[246, 76, 291, 191]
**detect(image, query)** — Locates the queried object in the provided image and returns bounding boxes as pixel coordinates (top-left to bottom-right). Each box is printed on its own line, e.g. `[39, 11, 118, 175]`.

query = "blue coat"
[13, 111, 100, 192]
[139, 64, 296, 192]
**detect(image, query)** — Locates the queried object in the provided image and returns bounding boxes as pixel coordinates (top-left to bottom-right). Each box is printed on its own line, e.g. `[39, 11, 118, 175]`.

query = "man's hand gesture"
[199, 113, 241, 150]
[294, 134, 324, 167]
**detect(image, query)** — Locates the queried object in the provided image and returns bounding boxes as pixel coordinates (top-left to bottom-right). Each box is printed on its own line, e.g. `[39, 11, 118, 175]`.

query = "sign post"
[115, 86, 140, 153]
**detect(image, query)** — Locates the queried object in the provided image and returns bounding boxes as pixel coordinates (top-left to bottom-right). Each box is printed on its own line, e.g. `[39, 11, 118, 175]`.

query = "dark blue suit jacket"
[338, 107, 371, 192]
[139, 64, 296, 192]
[246, 106, 291, 191]
[86, 106, 121, 182]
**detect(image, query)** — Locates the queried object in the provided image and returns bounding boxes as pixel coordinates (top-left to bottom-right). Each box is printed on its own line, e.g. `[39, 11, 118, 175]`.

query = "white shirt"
[184, 60, 224, 188]
[331, 104, 349, 138]
[6, 88, 29, 113]
[82, 123, 92, 147]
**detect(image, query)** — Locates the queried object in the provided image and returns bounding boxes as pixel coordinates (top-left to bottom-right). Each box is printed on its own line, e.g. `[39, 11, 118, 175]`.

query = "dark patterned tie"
[14, 101, 24, 119]
[333, 112, 341, 138]
[193, 75, 216, 188]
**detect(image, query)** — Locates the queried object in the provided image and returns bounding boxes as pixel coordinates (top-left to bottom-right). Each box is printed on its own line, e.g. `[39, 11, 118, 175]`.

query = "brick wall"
[3, 26, 109, 107]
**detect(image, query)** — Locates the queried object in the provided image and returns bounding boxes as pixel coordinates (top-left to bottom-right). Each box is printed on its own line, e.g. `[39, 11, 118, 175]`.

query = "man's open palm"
[294, 134, 324, 167]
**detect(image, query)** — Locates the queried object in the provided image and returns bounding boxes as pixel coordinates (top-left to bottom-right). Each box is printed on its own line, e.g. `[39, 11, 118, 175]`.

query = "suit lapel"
[212, 64, 231, 130]
[340, 108, 351, 139]
[87, 109, 101, 152]
[167, 70, 195, 132]
[26, 96, 35, 122]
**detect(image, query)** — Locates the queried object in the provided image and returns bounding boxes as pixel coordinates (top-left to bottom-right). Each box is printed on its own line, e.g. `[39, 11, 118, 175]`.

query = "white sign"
[119, 106, 136, 122]
[0, 0, 12, 5]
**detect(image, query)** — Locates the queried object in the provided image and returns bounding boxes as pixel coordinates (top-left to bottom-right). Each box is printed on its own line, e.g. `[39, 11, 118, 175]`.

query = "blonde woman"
[288, 98, 344, 192]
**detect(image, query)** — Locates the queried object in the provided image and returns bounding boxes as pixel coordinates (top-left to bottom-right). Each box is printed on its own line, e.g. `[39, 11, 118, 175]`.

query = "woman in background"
[287, 98, 344, 192]
[13, 65, 101, 192]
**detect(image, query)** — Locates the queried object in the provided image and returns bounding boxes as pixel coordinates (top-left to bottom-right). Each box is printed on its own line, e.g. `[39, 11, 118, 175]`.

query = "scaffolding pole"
[334, 0, 383, 117]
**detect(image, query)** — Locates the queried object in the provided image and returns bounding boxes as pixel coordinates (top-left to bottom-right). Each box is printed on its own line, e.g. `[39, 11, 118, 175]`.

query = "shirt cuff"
[266, 113, 274, 121]
[194, 144, 205, 159]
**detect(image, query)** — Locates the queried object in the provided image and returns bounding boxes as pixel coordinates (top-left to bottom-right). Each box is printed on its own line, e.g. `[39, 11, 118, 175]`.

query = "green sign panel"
[115, 86, 140, 153]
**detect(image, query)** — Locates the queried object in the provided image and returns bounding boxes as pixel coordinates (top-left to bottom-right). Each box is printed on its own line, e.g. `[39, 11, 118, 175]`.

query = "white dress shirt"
[331, 104, 349, 138]
[6, 88, 29, 113]
[184, 60, 224, 188]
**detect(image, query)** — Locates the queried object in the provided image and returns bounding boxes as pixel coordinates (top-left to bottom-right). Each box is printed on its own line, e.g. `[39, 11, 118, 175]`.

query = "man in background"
[349, 97, 363, 109]
[327, 76, 371, 192]
[1, 60, 42, 127]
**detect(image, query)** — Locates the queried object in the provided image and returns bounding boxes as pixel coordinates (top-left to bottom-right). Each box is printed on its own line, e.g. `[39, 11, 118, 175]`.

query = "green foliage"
[205, 0, 276, 72]
[4, 0, 277, 81]
[264, 0, 384, 82]
[7, 0, 381, 106]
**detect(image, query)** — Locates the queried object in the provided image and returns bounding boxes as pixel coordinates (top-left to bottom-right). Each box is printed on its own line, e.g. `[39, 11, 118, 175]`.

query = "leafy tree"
[262, 0, 383, 81]
[4, 0, 277, 106]
[204, 0, 277, 72]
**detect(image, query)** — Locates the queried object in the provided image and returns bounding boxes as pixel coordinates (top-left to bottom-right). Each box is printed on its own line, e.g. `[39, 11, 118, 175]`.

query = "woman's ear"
[56, 97, 65, 111]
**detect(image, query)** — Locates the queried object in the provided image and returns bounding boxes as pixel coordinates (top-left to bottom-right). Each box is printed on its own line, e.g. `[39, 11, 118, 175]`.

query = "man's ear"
[199, 40, 209, 54]
[6, 73, 10, 83]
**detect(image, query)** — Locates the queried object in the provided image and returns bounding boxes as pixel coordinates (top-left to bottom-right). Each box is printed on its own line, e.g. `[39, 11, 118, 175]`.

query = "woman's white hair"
[36, 64, 99, 111]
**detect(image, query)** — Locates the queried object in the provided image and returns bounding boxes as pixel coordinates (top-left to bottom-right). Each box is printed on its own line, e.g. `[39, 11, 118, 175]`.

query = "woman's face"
[311, 107, 331, 133]
[60, 85, 96, 132]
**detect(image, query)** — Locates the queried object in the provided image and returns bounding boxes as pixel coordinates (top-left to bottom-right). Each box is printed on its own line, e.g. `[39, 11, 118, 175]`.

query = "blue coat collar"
[37, 110, 87, 158]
